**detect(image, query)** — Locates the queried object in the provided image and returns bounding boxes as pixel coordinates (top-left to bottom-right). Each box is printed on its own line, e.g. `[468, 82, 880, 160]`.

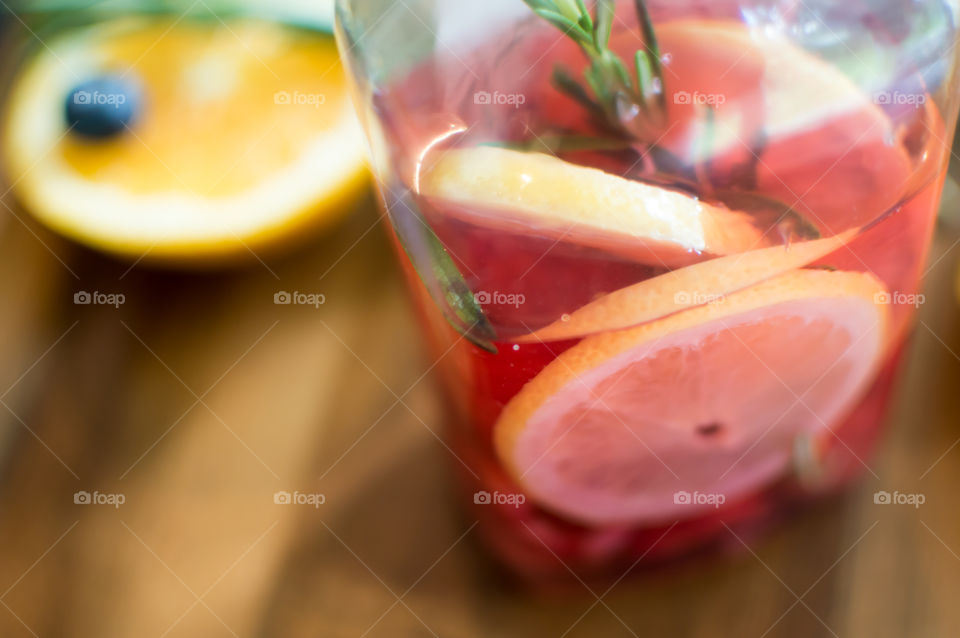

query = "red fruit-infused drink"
[336, 0, 960, 584]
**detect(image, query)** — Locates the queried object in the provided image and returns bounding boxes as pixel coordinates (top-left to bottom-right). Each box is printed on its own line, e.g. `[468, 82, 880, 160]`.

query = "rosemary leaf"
[634, 50, 655, 102]
[633, 0, 664, 109]
[594, 0, 614, 50]
[697, 104, 716, 164]
[610, 55, 633, 93]
[584, 65, 609, 105]
[574, 0, 593, 31]
[533, 8, 592, 42]
[551, 66, 605, 116]
[391, 192, 498, 352]
[483, 134, 634, 154]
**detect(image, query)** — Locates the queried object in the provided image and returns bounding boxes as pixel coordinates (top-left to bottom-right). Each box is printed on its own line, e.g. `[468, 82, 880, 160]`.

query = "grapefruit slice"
[654, 19, 913, 232]
[418, 146, 767, 267]
[518, 229, 857, 342]
[494, 269, 888, 526]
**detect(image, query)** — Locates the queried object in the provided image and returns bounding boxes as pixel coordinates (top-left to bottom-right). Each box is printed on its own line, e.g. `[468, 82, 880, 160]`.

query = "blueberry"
[65, 74, 142, 138]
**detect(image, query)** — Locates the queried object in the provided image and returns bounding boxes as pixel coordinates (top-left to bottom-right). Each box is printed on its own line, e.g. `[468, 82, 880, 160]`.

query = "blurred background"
[1, 1, 960, 637]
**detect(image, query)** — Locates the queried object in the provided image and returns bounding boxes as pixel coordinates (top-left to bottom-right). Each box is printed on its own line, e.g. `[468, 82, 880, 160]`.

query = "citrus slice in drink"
[419, 146, 767, 268]
[2, 17, 367, 263]
[494, 269, 888, 526]
[653, 19, 912, 232]
[518, 229, 857, 342]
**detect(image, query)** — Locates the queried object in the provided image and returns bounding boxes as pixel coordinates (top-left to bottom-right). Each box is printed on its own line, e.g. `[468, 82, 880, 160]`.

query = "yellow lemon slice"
[419, 146, 767, 268]
[494, 269, 888, 526]
[2, 17, 367, 262]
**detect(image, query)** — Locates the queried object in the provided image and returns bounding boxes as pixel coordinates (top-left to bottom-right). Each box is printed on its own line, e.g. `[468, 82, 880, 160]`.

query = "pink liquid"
[373, 15, 949, 584]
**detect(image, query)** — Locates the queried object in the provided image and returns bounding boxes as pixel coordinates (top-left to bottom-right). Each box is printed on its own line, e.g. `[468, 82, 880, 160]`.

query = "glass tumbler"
[335, 0, 960, 584]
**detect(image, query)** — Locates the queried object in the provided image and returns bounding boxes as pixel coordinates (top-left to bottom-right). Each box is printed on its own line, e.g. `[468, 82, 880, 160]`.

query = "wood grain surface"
[1, 178, 960, 638]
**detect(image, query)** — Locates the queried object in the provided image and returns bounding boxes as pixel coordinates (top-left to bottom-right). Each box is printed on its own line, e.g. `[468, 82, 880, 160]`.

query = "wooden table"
[1, 180, 959, 638]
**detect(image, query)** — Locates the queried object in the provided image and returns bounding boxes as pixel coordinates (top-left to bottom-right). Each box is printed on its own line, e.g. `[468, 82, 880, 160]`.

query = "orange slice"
[2, 17, 367, 262]
[495, 269, 888, 526]
[419, 146, 766, 267]
[518, 229, 857, 342]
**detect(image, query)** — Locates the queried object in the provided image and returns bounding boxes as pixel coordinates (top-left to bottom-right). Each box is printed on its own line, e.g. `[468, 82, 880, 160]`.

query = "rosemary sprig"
[522, 0, 666, 141]
[518, 2, 820, 250]
[483, 132, 634, 155]
[390, 190, 498, 353]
